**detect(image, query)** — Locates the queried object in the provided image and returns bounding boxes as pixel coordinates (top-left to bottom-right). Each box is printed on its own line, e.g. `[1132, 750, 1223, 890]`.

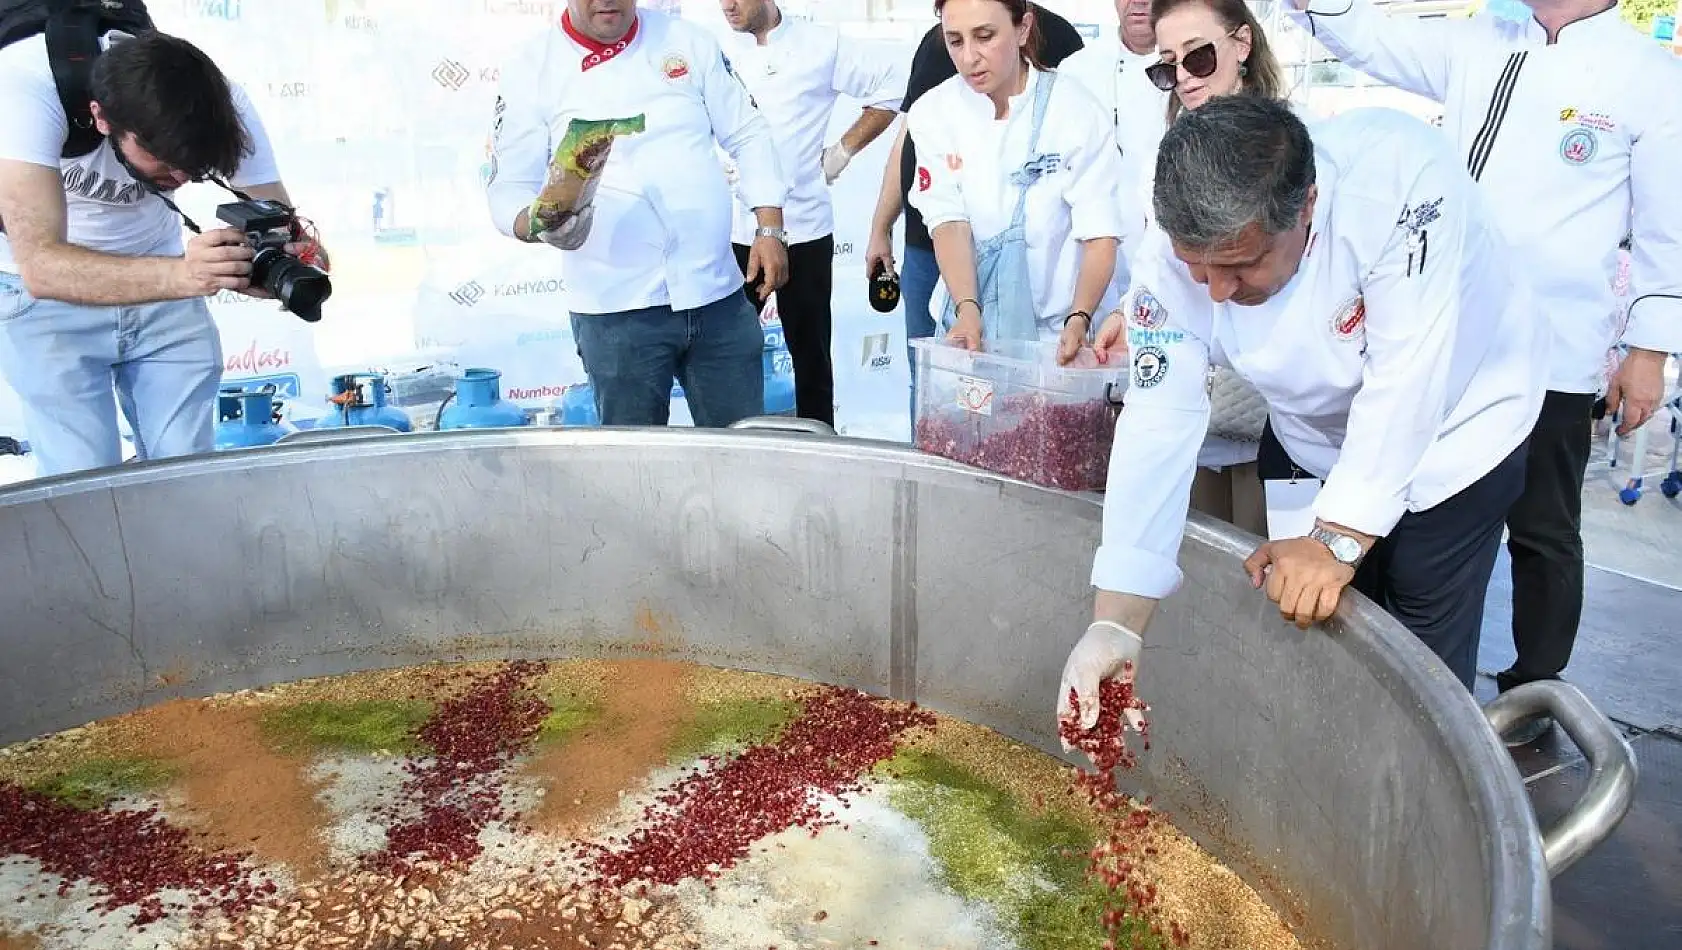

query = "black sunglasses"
[1144, 28, 1242, 92]
[1145, 41, 1218, 91]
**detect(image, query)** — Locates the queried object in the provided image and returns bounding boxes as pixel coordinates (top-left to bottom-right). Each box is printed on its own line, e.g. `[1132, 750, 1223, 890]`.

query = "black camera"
[215, 198, 332, 323]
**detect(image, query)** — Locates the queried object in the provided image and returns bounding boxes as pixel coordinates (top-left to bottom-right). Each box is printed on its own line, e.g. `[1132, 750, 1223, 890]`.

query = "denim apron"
[938, 70, 1058, 344]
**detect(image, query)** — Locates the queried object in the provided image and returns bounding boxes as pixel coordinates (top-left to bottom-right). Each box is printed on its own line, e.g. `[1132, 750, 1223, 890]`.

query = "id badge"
[1264, 478, 1323, 541]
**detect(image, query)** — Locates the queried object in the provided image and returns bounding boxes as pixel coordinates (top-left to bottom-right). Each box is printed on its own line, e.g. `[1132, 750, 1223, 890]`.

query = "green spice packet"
[553, 115, 647, 177]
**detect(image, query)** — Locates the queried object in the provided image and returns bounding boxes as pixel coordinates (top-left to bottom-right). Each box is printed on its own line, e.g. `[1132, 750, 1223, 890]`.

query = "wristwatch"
[1308, 525, 1364, 566]
[755, 226, 787, 244]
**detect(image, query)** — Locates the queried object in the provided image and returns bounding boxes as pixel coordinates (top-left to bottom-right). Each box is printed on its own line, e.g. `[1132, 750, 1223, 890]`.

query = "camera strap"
[112, 141, 266, 235]
[111, 147, 324, 269]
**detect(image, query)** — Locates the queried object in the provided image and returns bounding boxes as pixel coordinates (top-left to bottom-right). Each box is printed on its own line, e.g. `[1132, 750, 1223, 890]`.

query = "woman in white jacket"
[906, 0, 1125, 349]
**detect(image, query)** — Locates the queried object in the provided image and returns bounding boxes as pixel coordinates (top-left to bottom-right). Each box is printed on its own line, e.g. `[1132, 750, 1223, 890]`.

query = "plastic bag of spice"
[528, 115, 647, 249]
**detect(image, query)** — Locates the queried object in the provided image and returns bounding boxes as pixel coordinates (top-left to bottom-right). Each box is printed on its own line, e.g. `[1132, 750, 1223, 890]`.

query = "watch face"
[1331, 536, 1361, 563]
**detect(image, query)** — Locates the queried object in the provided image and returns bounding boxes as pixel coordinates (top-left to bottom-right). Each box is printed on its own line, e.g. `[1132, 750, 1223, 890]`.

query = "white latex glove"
[821, 142, 852, 185]
[536, 204, 594, 251]
[1057, 620, 1147, 746]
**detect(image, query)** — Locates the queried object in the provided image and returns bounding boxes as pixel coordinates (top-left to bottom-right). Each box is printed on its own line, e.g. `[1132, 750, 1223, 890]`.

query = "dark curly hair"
[89, 30, 252, 179]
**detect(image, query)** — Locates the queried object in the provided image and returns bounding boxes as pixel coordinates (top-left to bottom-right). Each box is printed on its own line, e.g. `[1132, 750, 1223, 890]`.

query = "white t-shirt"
[0, 31, 280, 273]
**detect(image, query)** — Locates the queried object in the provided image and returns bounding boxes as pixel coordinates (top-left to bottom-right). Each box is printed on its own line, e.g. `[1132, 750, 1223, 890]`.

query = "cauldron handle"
[1483, 680, 1638, 877]
[728, 416, 837, 436]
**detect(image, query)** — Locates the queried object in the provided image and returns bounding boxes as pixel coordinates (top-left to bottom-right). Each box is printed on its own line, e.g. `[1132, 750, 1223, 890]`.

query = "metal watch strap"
[1309, 525, 1362, 565]
[755, 226, 787, 244]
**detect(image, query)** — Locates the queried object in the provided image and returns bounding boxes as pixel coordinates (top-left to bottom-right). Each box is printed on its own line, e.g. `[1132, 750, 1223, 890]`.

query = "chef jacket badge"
[663, 53, 691, 80]
[1331, 296, 1366, 342]
[1559, 128, 1598, 166]
[1395, 197, 1442, 278]
[1130, 288, 1166, 330]
[1009, 152, 1063, 187]
[1132, 346, 1169, 389]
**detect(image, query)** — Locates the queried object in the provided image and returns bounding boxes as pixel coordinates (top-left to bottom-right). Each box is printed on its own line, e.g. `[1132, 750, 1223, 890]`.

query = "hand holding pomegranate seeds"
[1058, 676, 1151, 776]
[1057, 621, 1148, 758]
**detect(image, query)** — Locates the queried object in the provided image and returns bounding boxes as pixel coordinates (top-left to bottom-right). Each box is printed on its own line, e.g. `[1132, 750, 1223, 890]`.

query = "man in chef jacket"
[1283, 0, 1682, 745]
[1059, 0, 1172, 286]
[1057, 96, 1549, 737]
[485, 0, 789, 429]
[717, 0, 907, 427]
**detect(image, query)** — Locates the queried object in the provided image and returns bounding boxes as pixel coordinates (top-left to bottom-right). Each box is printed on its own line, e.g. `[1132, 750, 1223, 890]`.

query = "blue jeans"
[570, 289, 763, 428]
[0, 272, 221, 477]
[900, 243, 939, 421]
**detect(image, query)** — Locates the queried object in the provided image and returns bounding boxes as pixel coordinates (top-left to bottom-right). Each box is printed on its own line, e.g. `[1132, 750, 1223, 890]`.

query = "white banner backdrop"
[0, 0, 1135, 451]
[125, 0, 925, 439]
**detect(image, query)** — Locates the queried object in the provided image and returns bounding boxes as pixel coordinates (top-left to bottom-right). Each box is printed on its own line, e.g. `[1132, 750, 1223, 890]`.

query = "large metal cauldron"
[0, 426, 1635, 950]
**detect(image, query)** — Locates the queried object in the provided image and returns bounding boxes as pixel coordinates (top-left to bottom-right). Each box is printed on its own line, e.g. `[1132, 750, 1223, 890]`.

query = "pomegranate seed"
[581, 687, 933, 887]
[0, 783, 256, 924]
[364, 662, 550, 876]
[916, 395, 1118, 491]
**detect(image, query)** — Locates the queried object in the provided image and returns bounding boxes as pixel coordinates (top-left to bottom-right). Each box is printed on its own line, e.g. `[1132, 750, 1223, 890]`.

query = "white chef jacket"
[485, 9, 788, 315]
[719, 16, 905, 246]
[1059, 31, 1172, 268]
[1092, 108, 1547, 598]
[1286, 1, 1682, 394]
[0, 32, 279, 273]
[906, 67, 1126, 341]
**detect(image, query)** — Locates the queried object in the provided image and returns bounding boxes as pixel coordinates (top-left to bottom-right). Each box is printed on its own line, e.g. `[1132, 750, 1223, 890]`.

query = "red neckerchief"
[561, 9, 639, 72]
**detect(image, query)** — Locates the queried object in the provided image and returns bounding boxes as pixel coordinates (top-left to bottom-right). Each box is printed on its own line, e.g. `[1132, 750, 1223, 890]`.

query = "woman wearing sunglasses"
[1149, 0, 1287, 122]
[906, 0, 1126, 349]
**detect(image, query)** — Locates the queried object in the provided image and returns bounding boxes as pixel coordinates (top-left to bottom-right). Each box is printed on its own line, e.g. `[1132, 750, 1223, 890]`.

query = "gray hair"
[1151, 95, 1316, 251]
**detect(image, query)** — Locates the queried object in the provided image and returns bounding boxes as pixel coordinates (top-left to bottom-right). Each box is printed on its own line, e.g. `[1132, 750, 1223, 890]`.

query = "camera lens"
[253, 248, 333, 323]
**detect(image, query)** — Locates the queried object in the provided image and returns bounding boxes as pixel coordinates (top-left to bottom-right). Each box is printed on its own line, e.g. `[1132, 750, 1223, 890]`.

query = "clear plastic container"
[910, 338, 1126, 492]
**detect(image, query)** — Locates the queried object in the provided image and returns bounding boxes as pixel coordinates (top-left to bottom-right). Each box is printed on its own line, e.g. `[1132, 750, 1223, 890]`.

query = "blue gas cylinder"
[438, 368, 528, 430]
[214, 387, 288, 450]
[557, 382, 601, 426]
[315, 373, 414, 431]
[762, 322, 796, 416]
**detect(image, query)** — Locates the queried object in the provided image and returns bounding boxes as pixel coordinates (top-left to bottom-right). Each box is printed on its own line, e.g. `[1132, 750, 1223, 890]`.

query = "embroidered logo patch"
[1396, 197, 1443, 232]
[1331, 296, 1366, 341]
[1132, 345, 1169, 389]
[916, 166, 931, 192]
[1559, 128, 1597, 166]
[1130, 289, 1166, 330]
[662, 54, 690, 80]
[1560, 107, 1617, 133]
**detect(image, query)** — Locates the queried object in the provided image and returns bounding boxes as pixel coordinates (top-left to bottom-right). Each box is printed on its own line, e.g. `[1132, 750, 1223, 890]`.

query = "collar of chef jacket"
[1506, 3, 1629, 45]
[951, 64, 1045, 124]
[560, 9, 644, 71]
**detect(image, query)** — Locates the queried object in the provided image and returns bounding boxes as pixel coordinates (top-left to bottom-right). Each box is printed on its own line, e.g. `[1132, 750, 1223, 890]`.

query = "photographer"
[0, 26, 320, 478]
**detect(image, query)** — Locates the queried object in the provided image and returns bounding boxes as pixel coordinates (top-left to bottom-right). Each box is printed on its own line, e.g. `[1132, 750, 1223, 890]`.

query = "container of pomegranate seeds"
[910, 339, 1126, 492]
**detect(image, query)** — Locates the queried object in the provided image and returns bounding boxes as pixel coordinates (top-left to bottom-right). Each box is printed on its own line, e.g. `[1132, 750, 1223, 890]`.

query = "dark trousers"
[734, 235, 835, 426]
[1497, 391, 1595, 693]
[569, 290, 763, 428]
[1259, 423, 1528, 690]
